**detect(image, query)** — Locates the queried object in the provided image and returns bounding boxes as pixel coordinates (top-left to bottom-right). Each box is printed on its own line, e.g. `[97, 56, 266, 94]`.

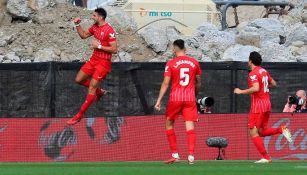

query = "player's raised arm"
[74, 18, 92, 39]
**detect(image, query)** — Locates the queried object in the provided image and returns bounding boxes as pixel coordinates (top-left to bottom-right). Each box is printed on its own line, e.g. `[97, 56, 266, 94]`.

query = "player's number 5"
[180, 68, 190, 86]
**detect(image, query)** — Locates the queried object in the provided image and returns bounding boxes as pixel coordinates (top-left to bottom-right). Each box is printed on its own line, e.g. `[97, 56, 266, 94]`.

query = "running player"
[234, 51, 292, 163]
[155, 39, 202, 164]
[67, 8, 117, 125]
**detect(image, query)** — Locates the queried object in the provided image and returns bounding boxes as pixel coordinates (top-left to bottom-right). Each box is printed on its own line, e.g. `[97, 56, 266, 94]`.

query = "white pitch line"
[295, 166, 307, 169]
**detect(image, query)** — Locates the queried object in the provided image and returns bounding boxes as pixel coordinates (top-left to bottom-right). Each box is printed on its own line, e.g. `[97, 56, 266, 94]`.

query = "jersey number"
[262, 76, 269, 93]
[180, 68, 190, 86]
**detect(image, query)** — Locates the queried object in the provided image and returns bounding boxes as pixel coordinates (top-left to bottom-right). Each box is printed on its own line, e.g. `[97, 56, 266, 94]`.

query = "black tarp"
[0, 62, 307, 117]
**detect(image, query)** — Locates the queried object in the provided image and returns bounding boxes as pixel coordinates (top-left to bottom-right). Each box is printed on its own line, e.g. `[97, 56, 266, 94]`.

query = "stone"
[186, 48, 202, 61]
[222, 44, 260, 62]
[0, 32, 15, 47]
[166, 26, 183, 44]
[32, 10, 55, 24]
[285, 23, 307, 46]
[34, 48, 59, 62]
[4, 51, 20, 62]
[292, 40, 305, 47]
[193, 22, 236, 61]
[114, 51, 132, 62]
[7, 0, 32, 21]
[140, 26, 168, 54]
[0, 11, 12, 26]
[244, 18, 285, 44]
[104, 6, 137, 33]
[0, 54, 4, 62]
[60, 51, 75, 62]
[236, 31, 261, 48]
[260, 42, 296, 62]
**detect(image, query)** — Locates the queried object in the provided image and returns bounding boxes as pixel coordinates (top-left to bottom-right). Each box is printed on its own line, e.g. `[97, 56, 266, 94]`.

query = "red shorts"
[81, 56, 111, 82]
[166, 101, 198, 121]
[248, 112, 270, 129]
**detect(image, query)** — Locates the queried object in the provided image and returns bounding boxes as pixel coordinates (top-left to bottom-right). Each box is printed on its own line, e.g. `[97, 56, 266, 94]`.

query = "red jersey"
[88, 23, 116, 61]
[164, 56, 201, 102]
[248, 66, 272, 113]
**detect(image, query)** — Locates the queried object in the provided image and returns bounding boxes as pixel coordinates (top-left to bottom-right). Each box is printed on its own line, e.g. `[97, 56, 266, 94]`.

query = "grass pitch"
[0, 160, 306, 175]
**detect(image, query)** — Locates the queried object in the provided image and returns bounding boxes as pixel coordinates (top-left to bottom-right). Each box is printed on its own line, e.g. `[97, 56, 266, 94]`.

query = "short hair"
[95, 8, 107, 19]
[249, 51, 262, 66]
[173, 39, 185, 50]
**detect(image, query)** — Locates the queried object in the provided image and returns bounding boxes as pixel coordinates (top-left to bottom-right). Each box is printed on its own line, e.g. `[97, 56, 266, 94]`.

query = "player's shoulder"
[105, 23, 115, 31]
[90, 24, 99, 29]
[166, 58, 175, 66]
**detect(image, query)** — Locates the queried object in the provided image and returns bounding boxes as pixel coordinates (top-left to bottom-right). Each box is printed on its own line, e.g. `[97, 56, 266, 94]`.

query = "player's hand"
[234, 88, 242, 94]
[154, 102, 161, 111]
[73, 18, 81, 25]
[92, 39, 100, 49]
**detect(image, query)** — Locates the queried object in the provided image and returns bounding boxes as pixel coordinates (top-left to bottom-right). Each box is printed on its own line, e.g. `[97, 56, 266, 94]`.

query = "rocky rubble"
[0, 0, 154, 63]
[0, 0, 306, 63]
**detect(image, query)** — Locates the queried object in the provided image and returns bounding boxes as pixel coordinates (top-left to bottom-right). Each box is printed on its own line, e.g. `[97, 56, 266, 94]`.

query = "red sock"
[252, 136, 270, 160]
[78, 94, 96, 116]
[80, 80, 103, 95]
[260, 128, 282, 137]
[166, 129, 177, 153]
[187, 129, 196, 155]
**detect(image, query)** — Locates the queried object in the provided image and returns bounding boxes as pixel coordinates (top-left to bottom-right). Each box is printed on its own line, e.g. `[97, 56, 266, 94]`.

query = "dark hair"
[173, 39, 185, 50]
[249, 51, 262, 66]
[95, 8, 107, 19]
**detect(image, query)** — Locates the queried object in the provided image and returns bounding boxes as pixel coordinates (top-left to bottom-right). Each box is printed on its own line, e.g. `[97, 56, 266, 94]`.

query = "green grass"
[0, 161, 306, 175]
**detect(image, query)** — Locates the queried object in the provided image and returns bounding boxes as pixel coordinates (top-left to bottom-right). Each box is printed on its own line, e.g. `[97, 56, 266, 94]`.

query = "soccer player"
[155, 39, 201, 165]
[67, 8, 117, 125]
[234, 51, 292, 163]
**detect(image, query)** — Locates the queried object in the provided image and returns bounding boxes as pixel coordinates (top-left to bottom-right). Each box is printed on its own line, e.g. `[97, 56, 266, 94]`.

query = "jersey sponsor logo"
[109, 33, 116, 39]
[250, 75, 257, 81]
[165, 66, 169, 72]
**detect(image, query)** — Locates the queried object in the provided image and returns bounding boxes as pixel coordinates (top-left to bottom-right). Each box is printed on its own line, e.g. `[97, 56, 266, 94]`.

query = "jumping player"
[234, 51, 292, 163]
[67, 8, 117, 125]
[155, 39, 202, 164]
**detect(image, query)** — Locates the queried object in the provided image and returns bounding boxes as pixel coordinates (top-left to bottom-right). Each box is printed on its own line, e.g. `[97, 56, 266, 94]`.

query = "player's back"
[248, 66, 272, 113]
[166, 56, 201, 102]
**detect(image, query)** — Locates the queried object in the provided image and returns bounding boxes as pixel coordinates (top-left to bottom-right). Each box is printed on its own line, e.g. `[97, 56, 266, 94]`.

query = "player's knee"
[249, 129, 259, 137]
[75, 77, 82, 84]
[88, 85, 97, 94]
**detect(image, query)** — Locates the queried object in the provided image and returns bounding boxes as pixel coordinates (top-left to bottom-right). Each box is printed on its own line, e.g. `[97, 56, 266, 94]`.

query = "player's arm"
[195, 75, 201, 96]
[74, 18, 92, 39]
[234, 82, 260, 95]
[269, 78, 277, 88]
[155, 76, 171, 111]
[101, 41, 118, 54]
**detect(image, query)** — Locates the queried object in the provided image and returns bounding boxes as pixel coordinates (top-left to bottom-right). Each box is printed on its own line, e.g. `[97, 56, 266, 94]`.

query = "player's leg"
[183, 102, 198, 164]
[78, 78, 101, 115]
[249, 113, 271, 163]
[185, 121, 195, 164]
[67, 78, 101, 125]
[258, 112, 292, 142]
[258, 112, 282, 137]
[75, 64, 106, 99]
[164, 102, 181, 164]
